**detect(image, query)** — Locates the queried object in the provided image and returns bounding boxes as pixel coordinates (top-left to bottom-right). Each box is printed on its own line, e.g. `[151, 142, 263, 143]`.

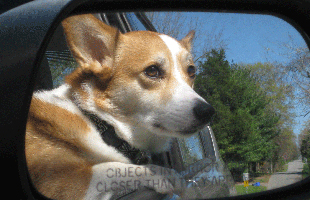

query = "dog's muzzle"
[193, 99, 215, 124]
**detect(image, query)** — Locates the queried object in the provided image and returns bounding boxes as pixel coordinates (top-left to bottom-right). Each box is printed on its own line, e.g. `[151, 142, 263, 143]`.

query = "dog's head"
[62, 14, 215, 151]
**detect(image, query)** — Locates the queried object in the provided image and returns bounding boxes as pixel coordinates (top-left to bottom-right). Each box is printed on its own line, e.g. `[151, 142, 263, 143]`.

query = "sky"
[213, 13, 305, 64]
[184, 12, 309, 137]
[216, 13, 309, 138]
[138, 11, 309, 137]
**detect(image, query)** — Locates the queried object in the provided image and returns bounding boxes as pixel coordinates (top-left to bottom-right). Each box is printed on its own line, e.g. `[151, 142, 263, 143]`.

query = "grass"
[302, 163, 309, 179]
[277, 163, 289, 172]
[253, 175, 271, 183]
[283, 163, 289, 172]
[235, 185, 267, 195]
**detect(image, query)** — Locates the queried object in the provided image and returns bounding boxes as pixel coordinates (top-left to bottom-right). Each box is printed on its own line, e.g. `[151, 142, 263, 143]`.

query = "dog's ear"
[180, 30, 195, 51]
[62, 14, 120, 70]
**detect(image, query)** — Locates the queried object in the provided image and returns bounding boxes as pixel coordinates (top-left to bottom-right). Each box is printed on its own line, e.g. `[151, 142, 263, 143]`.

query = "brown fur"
[26, 98, 92, 199]
[26, 14, 196, 199]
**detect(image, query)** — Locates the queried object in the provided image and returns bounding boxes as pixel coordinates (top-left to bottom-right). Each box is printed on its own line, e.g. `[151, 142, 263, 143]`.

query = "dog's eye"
[145, 65, 162, 79]
[188, 65, 196, 78]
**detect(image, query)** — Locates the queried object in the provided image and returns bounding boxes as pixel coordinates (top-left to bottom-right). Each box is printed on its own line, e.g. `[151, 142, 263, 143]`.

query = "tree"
[301, 134, 310, 160]
[300, 122, 310, 160]
[195, 49, 281, 179]
[272, 36, 310, 116]
[242, 62, 295, 126]
[242, 63, 298, 171]
[45, 50, 78, 87]
[272, 128, 299, 170]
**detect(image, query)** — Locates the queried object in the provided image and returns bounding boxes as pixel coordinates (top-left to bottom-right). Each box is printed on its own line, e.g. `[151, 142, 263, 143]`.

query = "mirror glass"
[27, 11, 309, 199]
[179, 133, 205, 166]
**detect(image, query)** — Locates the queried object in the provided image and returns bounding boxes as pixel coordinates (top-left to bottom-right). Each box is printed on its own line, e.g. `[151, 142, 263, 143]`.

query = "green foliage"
[302, 163, 310, 179]
[272, 127, 299, 172]
[49, 59, 77, 87]
[195, 49, 295, 178]
[243, 63, 295, 127]
[235, 185, 267, 195]
[300, 121, 310, 164]
[300, 131, 310, 160]
[244, 63, 298, 172]
[46, 50, 78, 87]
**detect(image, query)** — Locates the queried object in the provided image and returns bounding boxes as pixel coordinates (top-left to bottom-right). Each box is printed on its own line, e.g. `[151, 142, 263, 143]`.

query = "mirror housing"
[1, 0, 310, 199]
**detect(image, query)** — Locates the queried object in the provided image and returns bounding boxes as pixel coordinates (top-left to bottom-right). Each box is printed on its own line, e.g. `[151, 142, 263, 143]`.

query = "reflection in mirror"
[27, 11, 309, 200]
[148, 11, 310, 195]
[179, 133, 205, 166]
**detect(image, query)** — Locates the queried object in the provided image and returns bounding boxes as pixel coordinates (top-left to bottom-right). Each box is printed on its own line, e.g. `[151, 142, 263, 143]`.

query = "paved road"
[267, 159, 304, 190]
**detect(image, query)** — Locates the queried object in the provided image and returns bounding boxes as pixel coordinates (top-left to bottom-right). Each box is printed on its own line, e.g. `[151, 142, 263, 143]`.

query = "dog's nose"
[193, 99, 215, 124]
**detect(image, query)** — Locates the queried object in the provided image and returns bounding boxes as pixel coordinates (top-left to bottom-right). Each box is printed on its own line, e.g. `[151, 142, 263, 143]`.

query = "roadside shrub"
[303, 163, 310, 176]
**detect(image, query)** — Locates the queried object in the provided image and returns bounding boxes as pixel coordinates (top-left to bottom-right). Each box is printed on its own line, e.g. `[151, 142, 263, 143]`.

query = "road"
[267, 159, 304, 190]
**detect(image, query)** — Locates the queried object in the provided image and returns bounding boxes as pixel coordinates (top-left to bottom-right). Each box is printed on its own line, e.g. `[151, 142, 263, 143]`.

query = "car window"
[200, 126, 217, 160]
[43, 13, 138, 88]
[126, 13, 148, 31]
[45, 50, 77, 87]
[179, 133, 206, 166]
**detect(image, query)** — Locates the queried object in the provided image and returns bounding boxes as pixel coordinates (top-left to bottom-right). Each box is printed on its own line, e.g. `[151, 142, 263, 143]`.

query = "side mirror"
[1, 1, 310, 200]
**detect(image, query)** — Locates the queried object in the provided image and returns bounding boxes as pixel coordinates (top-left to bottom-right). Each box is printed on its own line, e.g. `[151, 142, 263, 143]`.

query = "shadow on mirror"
[26, 11, 309, 199]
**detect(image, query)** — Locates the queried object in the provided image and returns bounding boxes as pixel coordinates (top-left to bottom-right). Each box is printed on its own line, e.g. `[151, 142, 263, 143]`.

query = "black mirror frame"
[0, 0, 310, 199]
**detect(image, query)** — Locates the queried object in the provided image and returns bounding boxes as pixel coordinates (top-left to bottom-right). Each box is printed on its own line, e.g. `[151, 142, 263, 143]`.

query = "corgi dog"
[26, 14, 215, 199]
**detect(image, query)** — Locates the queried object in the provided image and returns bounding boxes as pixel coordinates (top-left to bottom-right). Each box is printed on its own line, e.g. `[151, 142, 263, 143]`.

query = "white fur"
[159, 35, 184, 83]
[71, 82, 97, 113]
[84, 125, 131, 164]
[67, 80, 173, 152]
[34, 84, 80, 114]
[33, 85, 130, 164]
[157, 35, 208, 135]
[94, 34, 210, 153]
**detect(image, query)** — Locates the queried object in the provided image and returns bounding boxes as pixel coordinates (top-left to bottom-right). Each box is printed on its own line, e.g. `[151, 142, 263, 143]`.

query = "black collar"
[81, 109, 152, 165]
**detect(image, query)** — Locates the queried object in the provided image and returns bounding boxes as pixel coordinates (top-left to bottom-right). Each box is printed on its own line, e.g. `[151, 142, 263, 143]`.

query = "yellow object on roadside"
[244, 180, 249, 187]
